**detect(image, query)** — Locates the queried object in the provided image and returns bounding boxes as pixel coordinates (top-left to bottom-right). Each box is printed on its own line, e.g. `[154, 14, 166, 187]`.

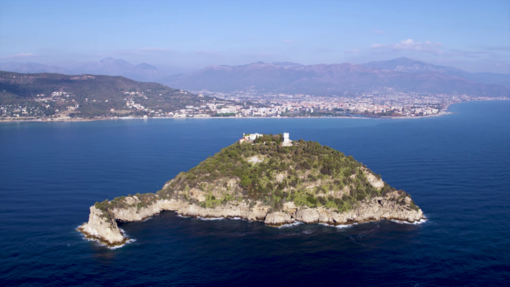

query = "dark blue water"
[1, 101, 509, 286]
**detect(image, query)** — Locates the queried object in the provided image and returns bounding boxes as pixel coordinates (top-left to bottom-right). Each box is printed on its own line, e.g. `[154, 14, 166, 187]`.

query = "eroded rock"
[264, 212, 293, 226]
[295, 208, 320, 223]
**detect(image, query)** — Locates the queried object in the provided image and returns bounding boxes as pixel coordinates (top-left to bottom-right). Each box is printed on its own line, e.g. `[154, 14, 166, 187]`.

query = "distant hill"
[0, 62, 70, 74]
[0, 71, 211, 118]
[162, 60, 510, 96]
[66, 58, 167, 82]
[0, 58, 168, 82]
[363, 57, 510, 88]
[2, 57, 508, 96]
[363, 57, 462, 73]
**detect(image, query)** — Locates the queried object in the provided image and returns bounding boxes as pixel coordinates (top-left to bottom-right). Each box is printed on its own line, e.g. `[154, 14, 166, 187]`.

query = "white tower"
[283, 133, 289, 143]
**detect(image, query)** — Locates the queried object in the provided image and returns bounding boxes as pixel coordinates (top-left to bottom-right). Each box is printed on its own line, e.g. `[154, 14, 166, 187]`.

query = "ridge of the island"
[78, 133, 425, 247]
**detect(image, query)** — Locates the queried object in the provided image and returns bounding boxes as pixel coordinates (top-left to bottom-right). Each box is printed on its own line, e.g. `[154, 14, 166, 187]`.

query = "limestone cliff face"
[291, 191, 423, 225]
[294, 197, 423, 225]
[77, 206, 126, 247]
[78, 191, 424, 247]
[77, 200, 184, 247]
[77, 197, 272, 246]
[264, 212, 293, 226]
[295, 209, 320, 223]
[178, 202, 269, 221]
[112, 199, 189, 221]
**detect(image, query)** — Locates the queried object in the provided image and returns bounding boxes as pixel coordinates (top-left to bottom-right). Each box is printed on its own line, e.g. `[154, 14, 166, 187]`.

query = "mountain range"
[163, 59, 510, 96]
[1, 57, 509, 97]
[363, 57, 510, 88]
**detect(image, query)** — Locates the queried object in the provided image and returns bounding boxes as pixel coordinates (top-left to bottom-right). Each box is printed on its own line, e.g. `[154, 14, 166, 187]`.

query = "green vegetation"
[93, 135, 417, 217]
[0, 71, 218, 118]
[94, 200, 116, 222]
[157, 135, 414, 212]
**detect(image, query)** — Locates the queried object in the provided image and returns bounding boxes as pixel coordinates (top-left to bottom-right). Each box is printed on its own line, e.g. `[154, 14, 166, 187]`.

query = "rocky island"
[78, 133, 424, 247]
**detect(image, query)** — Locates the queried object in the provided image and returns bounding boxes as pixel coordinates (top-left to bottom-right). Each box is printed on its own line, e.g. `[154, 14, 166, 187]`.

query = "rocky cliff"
[78, 190, 423, 247]
[78, 136, 425, 247]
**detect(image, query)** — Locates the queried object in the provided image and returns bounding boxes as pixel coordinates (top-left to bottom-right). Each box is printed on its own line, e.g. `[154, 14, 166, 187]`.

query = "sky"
[0, 0, 509, 73]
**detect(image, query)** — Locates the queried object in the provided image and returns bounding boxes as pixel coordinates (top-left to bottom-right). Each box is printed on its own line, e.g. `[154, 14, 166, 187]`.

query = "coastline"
[0, 110, 447, 123]
[0, 112, 450, 123]
[77, 195, 426, 248]
[2, 99, 508, 123]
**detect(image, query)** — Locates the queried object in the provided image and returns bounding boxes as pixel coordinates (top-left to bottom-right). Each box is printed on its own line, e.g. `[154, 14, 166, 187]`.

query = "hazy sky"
[1, 0, 509, 73]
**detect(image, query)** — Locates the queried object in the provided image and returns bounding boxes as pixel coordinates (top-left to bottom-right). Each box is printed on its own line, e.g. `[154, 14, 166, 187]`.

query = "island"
[78, 133, 425, 247]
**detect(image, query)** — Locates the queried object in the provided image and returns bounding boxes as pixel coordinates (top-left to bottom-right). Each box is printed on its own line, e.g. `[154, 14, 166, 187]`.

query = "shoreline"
[0, 110, 449, 122]
[78, 202, 426, 248]
[78, 211, 426, 249]
[0, 112, 450, 123]
[2, 99, 508, 123]
[77, 190, 426, 248]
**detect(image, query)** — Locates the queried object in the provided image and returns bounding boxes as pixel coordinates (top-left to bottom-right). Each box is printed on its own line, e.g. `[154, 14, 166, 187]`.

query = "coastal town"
[116, 91, 509, 119]
[197, 91, 509, 118]
[1, 89, 508, 121]
[1, 69, 508, 121]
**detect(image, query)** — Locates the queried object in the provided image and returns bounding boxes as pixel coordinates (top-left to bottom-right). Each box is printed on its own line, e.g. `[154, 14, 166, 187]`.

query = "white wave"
[108, 238, 136, 250]
[177, 214, 190, 218]
[79, 232, 136, 250]
[278, 221, 303, 228]
[229, 217, 244, 220]
[391, 218, 428, 225]
[413, 218, 428, 224]
[141, 217, 153, 222]
[197, 216, 225, 221]
[336, 224, 355, 229]
[318, 223, 355, 229]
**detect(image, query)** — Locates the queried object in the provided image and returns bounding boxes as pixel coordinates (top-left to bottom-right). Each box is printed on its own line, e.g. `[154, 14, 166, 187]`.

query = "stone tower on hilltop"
[282, 132, 292, 146]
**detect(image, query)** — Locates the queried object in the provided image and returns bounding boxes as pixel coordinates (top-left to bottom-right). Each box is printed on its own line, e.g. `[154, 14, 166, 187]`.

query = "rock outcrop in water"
[78, 134, 424, 247]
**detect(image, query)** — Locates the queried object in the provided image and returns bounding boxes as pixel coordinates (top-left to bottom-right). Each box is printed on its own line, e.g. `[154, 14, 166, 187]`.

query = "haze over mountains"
[0, 58, 166, 82]
[363, 58, 510, 88]
[1, 57, 509, 97]
[163, 60, 509, 96]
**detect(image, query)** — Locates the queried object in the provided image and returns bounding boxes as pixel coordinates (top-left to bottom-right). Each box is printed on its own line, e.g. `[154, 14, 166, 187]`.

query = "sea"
[1, 100, 509, 286]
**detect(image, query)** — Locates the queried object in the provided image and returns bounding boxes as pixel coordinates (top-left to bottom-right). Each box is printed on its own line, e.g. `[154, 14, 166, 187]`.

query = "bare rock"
[283, 201, 297, 215]
[264, 212, 293, 226]
[78, 190, 424, 247]
[77, 206, 126, 247]
[365, 171, 384, 189]
[295, 208, 320, 223]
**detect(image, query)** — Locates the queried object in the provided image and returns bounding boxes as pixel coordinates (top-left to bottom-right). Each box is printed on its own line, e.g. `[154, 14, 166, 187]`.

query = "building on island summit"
[247, 133, 262, 141]
[282, 132, 292, 147]
[239, 132, 292, 146]
[239, 133, 261, 143]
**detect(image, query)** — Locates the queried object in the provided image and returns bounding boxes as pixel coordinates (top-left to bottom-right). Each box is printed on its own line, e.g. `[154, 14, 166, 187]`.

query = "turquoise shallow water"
[0, 101, 509, 286]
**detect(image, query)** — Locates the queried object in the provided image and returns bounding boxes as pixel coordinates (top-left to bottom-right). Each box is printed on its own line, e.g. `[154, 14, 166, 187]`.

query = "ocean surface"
[1, 101, 509, 286]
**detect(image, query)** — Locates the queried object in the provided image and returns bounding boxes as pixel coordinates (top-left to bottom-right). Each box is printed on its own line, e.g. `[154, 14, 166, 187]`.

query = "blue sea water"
[1, 101, 509, 286]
